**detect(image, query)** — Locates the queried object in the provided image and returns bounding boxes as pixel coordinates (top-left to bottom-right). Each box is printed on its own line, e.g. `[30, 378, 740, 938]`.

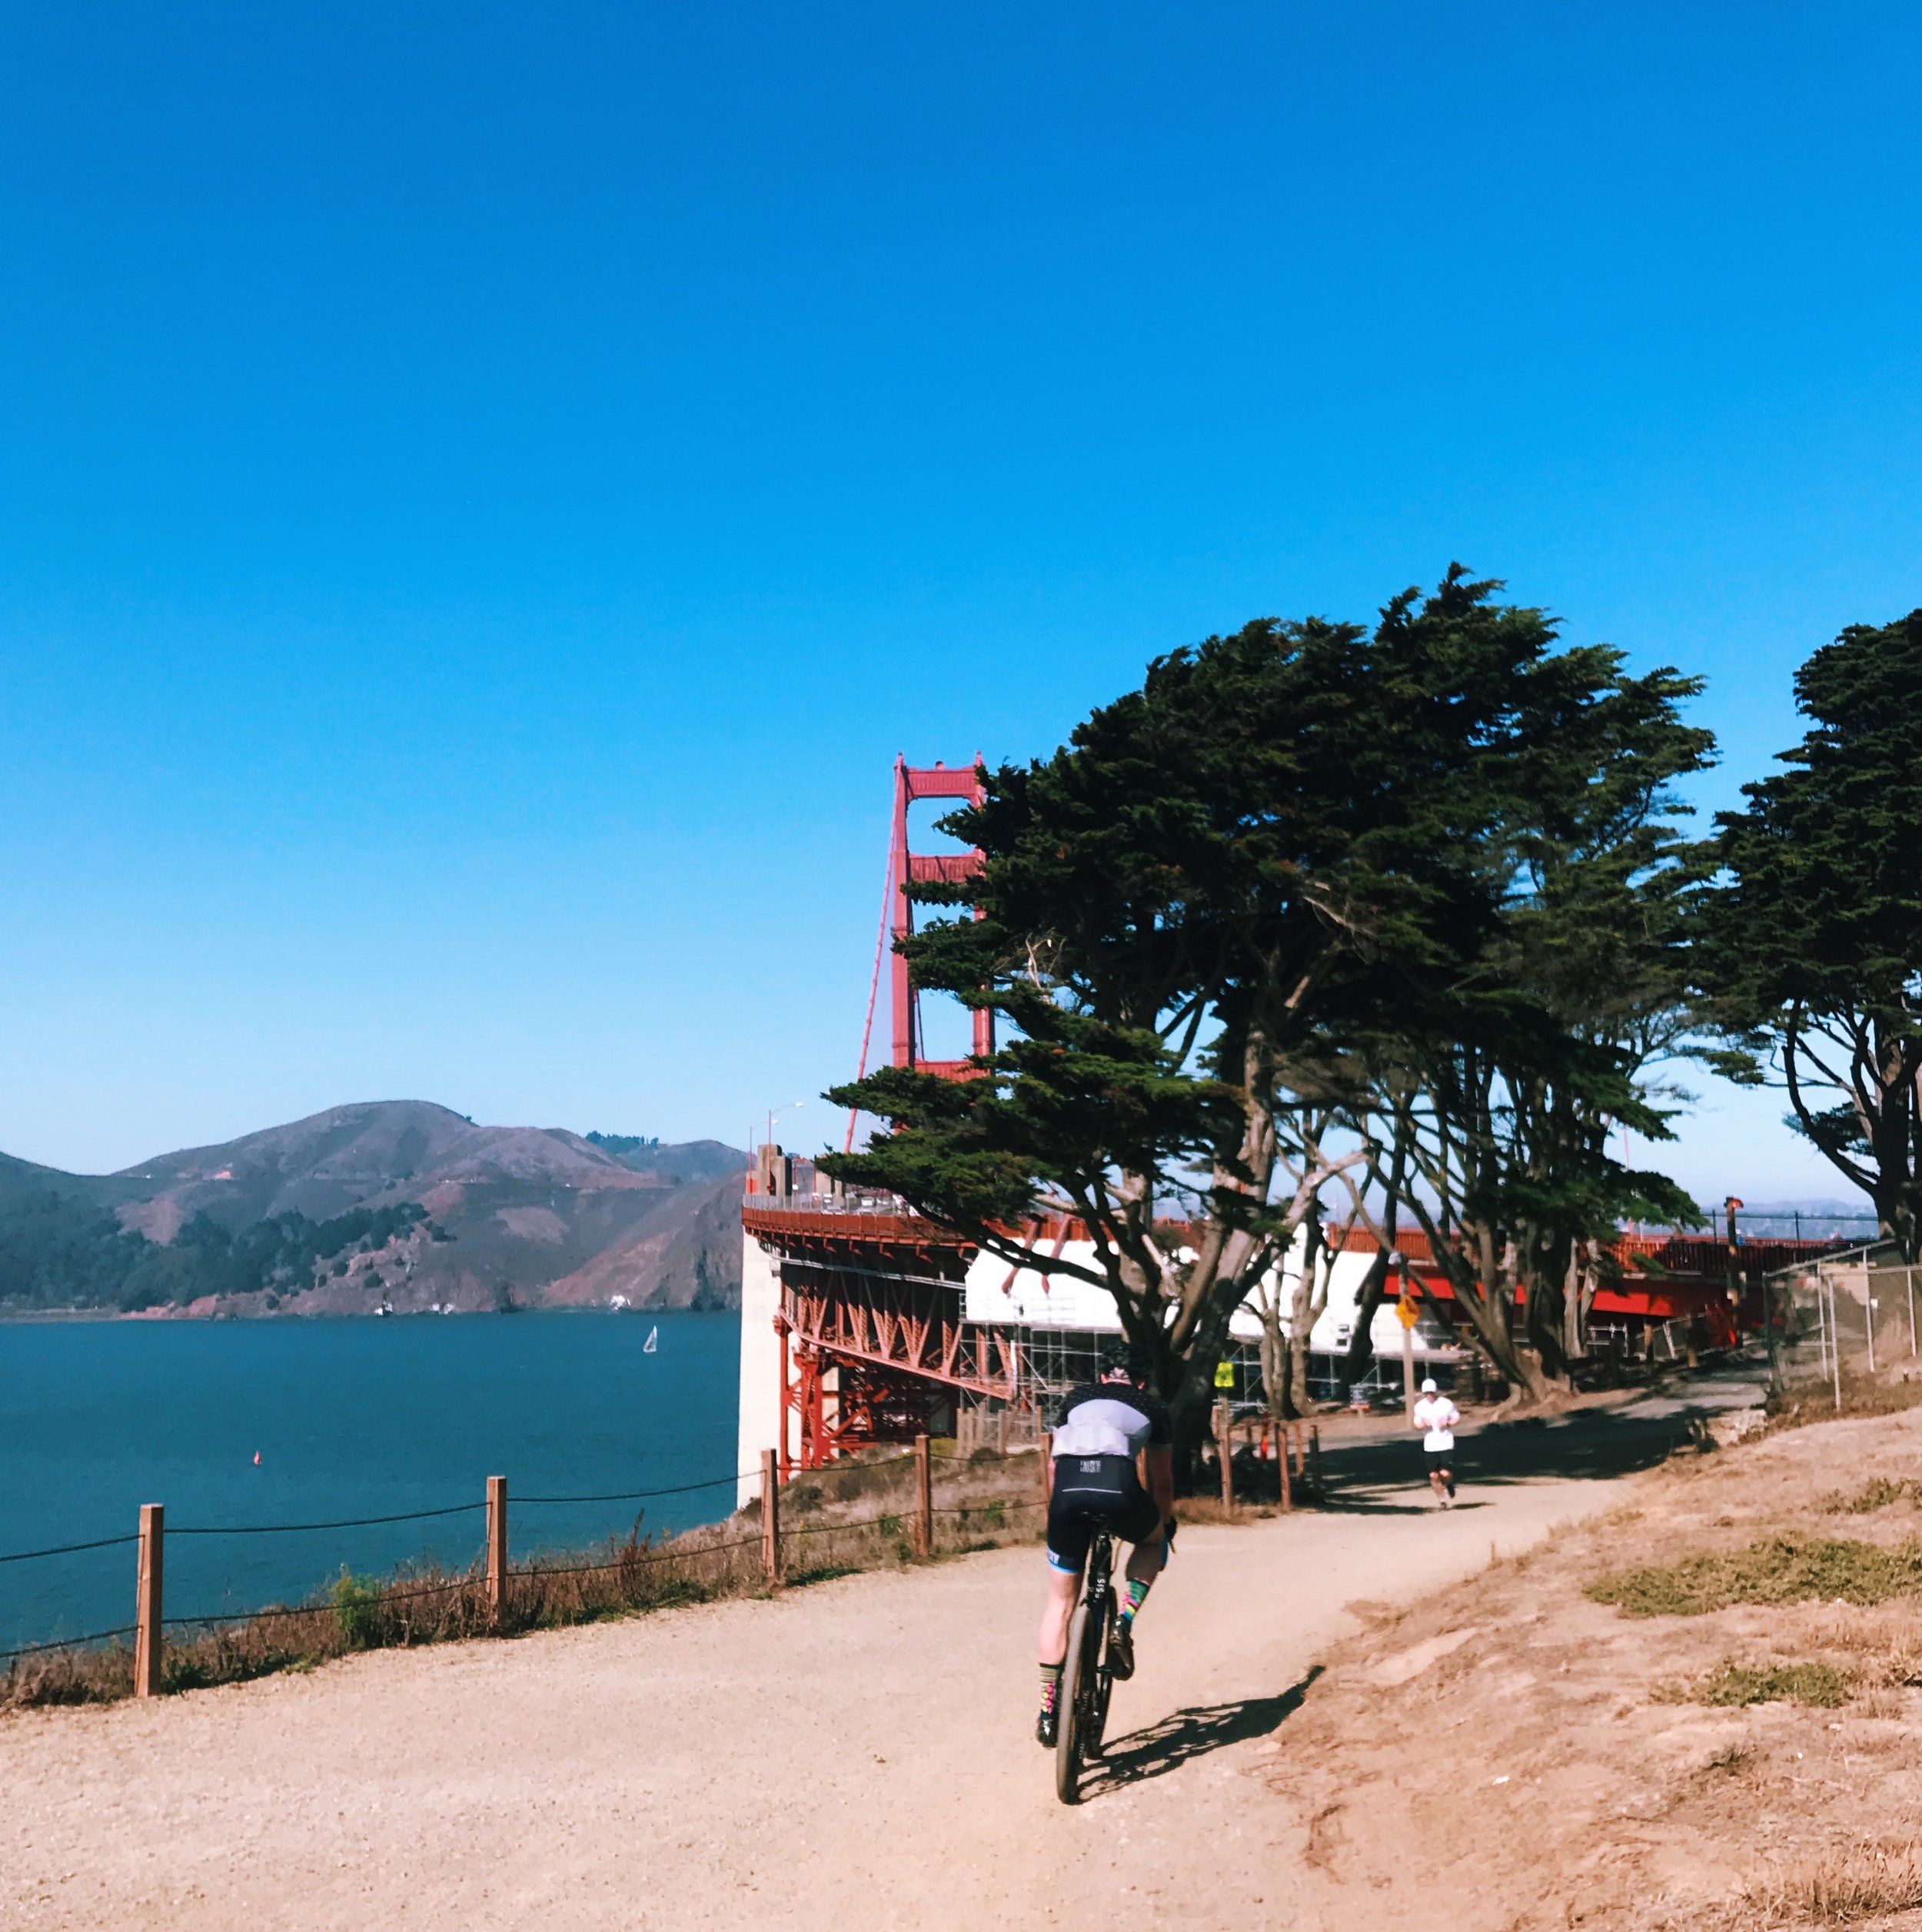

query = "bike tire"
[1087, 1635, 1113, 1758]
[1055, 1598, 1094, 1804]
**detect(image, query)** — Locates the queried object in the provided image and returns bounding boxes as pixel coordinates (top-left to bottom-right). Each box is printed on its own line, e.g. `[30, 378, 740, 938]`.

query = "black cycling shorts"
[1046, 1453, 1162, 1572]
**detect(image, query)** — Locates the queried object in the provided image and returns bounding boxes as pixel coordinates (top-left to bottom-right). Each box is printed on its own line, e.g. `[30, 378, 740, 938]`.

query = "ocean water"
[0, 1310, 740, 1656]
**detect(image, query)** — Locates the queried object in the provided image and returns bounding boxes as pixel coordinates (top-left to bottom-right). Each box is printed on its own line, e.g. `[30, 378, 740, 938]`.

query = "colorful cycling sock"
[1039, 1662, 1063, 1714]
[1119, 1577, 1152, 1627]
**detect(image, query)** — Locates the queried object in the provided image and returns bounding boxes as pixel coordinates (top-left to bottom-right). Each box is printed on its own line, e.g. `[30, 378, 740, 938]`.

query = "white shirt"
[1412, 1395, 1459, 1451]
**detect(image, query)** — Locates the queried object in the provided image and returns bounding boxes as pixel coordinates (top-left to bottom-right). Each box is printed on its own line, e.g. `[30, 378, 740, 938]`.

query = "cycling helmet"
[1097, 1338, 1154, 1385]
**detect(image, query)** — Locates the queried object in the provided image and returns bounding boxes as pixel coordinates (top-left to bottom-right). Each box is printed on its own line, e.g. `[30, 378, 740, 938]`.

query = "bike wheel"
[1086, 1627, 1113, 1758]
[1054, 1599, 1095, 1804]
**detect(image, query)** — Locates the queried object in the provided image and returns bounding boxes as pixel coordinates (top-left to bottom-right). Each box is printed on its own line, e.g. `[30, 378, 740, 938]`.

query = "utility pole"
[1392, 1249, 1417, 1421]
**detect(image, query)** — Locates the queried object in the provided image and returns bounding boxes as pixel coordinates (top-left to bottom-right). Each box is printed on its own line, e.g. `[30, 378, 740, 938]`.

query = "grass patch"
[1686, 1660, 1854, 1708]
[1832, 1478, 1914, 1515]
[1588, 1535, 1922, 1618]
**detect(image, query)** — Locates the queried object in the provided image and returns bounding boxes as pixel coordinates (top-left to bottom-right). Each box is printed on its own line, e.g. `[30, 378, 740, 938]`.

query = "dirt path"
[2, 1404, 1744, 1932]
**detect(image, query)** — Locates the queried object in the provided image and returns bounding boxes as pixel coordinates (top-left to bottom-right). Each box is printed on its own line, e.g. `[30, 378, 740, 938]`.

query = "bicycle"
[1054, 1525, 1118, 1804]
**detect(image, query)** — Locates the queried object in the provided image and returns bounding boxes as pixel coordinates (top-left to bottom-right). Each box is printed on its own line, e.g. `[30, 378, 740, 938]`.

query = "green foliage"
[1589, 1535, 1922, 1617]
[1698, 609, 1922, 1258]
[0, 1193, 436, 1311]
[1373, 610, 1716, 1386]
[587, 1131, 660, 1155]
[330, 1571, 383, 1648]
[0, 1185, 151, 1309]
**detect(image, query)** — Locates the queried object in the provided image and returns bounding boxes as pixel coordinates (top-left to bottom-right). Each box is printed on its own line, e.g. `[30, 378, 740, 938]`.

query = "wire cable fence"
[0, 1533, 138, 1567]
[1, 1624, 139, 1664]
[1, 1440, 1049, 1699]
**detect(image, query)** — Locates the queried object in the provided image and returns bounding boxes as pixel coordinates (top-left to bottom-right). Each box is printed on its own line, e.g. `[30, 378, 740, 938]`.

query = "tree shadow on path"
[1313, 1396, 1746, 1510]
[1081, 1665, 1322, 1799]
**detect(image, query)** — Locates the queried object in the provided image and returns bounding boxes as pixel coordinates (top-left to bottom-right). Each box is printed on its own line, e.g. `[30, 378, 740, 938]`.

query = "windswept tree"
[1372, 636, 1714, 1398]
[1699, 610, 1922, 1260]
[826, 567, 1695, 1429]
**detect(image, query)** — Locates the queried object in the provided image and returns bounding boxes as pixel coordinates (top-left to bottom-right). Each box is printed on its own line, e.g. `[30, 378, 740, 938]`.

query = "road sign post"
[1395, 1255, 1419, 1422]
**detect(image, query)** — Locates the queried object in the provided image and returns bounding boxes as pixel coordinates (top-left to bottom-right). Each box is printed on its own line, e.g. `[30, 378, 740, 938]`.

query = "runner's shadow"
[1081, 1666, 1322, 1798]
[1306, 1491, 1431, 1516]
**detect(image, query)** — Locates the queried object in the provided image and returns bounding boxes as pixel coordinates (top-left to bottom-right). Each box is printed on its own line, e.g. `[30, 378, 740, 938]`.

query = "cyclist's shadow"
[1079, 1666, 1321, 1798]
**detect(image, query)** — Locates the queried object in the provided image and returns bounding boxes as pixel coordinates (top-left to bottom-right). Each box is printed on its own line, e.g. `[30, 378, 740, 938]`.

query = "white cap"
[1420, 1378, 1438, 1393]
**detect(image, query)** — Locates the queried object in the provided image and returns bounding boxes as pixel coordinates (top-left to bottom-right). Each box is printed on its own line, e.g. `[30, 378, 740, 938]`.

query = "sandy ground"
[2, 1388, 1754, 1932]
[1273, 1386, 1922, 1932]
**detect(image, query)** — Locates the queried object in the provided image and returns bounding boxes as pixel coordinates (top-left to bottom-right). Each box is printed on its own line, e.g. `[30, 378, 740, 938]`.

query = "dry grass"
[1588, 1535, 1922, 1618]
[1, 1528, 763, 1712]
[2, 1468, 1052, 1715]
[1829, 1478, 1917, 1515]
[1743, 1842, 1922, 1925]
[1767, 1370, 1922, 1432]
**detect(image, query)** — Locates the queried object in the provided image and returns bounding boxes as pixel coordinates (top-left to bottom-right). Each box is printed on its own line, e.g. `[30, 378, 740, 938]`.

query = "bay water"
[0, 1310, 740, 1656]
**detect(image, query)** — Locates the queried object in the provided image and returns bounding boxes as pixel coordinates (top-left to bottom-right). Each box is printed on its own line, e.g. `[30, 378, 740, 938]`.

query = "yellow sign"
[1213, 1360, 1235, 1388]
[1396, 1295, 1420, 1330]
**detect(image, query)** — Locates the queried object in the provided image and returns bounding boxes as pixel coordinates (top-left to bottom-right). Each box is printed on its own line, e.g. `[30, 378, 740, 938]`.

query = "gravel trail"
[3, 1443, 1674, 1930]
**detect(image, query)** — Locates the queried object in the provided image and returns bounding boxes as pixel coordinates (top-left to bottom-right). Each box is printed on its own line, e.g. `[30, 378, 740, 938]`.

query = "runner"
[1411, 1376, 1460, 1508]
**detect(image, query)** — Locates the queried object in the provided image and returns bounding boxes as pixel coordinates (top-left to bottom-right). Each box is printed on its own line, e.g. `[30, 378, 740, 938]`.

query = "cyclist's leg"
[1120, 1482, 1166, 1597]
[1108, 1488, 1166, 1677]
[1038, 1563, 1081, 1668]
[1038, 1483, 1092, 1737]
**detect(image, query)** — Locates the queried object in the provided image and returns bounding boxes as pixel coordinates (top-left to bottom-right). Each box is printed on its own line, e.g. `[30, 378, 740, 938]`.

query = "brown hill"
[4, 1102, 747, 1315]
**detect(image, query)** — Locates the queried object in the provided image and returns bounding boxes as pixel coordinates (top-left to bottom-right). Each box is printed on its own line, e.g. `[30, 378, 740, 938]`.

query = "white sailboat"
[643, 1325, 658, 1353]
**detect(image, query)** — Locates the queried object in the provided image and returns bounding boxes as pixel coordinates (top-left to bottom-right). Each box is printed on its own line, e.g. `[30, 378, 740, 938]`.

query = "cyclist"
[1035, 1339, 1175, 1747]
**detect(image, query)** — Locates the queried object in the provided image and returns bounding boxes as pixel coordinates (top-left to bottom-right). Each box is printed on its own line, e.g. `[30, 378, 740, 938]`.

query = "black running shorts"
[1046, 1453, 1163, 1572]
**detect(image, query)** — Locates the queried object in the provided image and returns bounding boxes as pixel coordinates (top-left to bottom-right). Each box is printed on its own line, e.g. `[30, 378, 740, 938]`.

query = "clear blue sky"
[2, 3, 1917, 1204]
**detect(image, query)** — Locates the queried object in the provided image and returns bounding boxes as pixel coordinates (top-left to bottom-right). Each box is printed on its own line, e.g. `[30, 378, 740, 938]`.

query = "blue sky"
[1, 2, 1917, 1203]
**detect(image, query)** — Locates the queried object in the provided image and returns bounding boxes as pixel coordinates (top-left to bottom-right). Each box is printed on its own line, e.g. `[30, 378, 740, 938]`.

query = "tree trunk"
[1339, 1132, 1407, 1397]
[1285, 1219, 1327, 1416]
[1422, 1231, 1551, 1405]
[1561, 1244, 1584, 1368]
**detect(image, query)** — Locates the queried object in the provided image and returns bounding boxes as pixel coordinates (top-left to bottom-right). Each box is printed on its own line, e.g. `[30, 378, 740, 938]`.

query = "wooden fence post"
[1216, 1399, 1233, 1511]
[1279, 1422, 1293, 1512]
[1039, 1428, 1052, 1507]
[134, 1503, 163, 1698]
[485, 1475, 507, 1624]
[914, 1433, 933, 1558]
[761, 1449, 781, 1587]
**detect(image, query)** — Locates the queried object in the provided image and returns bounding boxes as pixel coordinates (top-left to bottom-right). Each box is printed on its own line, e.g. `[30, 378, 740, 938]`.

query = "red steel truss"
[746, 1202, 1023, 1475]
[890, 757, 993, 1077]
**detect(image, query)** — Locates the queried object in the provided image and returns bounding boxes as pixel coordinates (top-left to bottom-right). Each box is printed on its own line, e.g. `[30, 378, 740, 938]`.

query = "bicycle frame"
[1054, 1527, 1116, 1804]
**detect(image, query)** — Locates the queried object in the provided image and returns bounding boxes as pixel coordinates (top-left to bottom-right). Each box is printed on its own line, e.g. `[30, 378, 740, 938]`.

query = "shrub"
[331, 1571, 383, 1648]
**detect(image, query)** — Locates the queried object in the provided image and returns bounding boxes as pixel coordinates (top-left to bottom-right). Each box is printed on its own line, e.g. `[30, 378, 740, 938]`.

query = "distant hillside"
[0, 1102, 747, 1317]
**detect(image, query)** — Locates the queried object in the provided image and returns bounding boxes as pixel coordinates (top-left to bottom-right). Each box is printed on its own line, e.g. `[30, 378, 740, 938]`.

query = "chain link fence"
[1773, 1249, 1922, 1404]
